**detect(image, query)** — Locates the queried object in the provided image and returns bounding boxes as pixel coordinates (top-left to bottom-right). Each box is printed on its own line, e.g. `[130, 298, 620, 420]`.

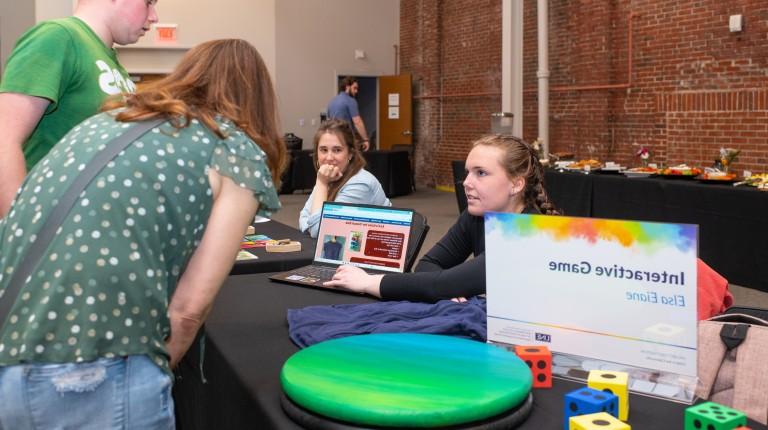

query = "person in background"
[324, 134, 561, 302]
[0, 39, 284, 429]
[299, 119, 390, 238]
[326, 76, 370, 151]
[0, 0, 159, 218]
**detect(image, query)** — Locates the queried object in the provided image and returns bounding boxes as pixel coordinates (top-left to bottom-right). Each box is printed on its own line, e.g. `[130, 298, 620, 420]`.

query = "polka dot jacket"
[0, 111, 281, 374]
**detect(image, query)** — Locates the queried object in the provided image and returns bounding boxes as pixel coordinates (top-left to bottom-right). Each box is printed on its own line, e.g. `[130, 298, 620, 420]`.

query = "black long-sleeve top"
[380, 207, 537, 302]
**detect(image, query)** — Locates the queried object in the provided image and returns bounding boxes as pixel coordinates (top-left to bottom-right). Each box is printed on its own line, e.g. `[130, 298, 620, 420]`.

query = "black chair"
[451, 160, 467, 214]
[404, 211, 430, 272]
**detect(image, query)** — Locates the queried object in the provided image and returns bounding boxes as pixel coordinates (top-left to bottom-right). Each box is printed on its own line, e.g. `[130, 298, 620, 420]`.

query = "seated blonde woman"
[325, 135, 560, 301]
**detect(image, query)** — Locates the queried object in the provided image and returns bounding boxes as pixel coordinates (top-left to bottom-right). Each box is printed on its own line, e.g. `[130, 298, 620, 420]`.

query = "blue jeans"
[0, 355, 175, 430]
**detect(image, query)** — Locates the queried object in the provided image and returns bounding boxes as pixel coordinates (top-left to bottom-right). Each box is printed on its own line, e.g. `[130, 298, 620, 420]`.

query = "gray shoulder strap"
[0, 117, 167, 325]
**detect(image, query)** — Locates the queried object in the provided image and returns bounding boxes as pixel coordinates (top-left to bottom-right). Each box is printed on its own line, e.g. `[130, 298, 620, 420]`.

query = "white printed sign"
[485, 213, 698, 377]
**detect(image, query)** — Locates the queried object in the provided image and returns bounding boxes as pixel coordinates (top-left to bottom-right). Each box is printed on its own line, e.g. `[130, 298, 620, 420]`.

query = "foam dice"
[563, 387, 619, 429]
[514, 345, 552, 388]
[684, 402, 747, 430]
[587, 370, 629, 421]
[570, 412, 630, 430]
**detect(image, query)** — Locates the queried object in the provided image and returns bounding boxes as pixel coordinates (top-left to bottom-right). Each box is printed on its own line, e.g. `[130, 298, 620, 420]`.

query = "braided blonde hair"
[472, 135, 561, 215]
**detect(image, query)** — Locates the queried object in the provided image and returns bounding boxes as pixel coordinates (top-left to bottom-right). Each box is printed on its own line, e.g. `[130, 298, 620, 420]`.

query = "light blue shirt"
[299, 169, 392, 238]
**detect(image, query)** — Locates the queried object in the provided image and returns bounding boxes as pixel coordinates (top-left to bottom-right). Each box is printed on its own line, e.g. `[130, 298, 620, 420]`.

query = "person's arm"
[300, 164, 343, 237]
[414, 211, 475, 272]
[324, 265, 384, 297]
[324, 213, 481, 301]
[0, 93, 50, 217]
[309, 164, 343, 214]
[351, 115, 370, 151]
[298, 196, 321, 238]
[165, 170, 259, 368]
[324, 255, 487, 302]
[379, 255, 486, 302]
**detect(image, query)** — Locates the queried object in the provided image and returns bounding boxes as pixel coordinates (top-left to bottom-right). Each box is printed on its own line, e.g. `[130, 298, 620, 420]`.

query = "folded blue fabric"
[287, 297, 487, 348]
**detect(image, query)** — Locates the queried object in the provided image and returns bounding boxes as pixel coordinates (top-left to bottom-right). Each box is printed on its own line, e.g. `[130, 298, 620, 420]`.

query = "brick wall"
[400, 0, 768, 186]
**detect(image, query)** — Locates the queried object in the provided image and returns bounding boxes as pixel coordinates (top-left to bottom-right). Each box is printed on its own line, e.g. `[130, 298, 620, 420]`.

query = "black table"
[174, 273, 768, 430]
[363, 149, 413, 197]
[281, 149, 413, 197]
[173, 220, 314, 429]
[230, 220, 316, 275]
[544, 170, 768, 293]
[280, 149, 316, 193]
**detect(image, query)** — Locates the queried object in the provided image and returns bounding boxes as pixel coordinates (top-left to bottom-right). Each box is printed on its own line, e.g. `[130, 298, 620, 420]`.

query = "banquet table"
[544, 169, 768, 293]
[172, 273, 768, 430]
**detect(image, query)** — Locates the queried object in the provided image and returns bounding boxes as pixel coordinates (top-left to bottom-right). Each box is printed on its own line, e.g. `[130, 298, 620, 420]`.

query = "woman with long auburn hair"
[0, 39, 284, 429]
[299, 119, 390, 238]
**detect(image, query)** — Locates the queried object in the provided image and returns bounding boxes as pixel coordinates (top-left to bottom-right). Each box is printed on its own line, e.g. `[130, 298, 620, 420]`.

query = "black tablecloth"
[364, 149, 413, 197]
[173, 274, 767, 430]
[545, 170, 768, 292]
[281, 149, 413, 197]
[230, 220, 316, 275]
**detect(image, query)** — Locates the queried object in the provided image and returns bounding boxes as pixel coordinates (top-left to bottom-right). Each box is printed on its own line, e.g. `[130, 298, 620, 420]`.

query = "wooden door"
[377, 74, 412, 150]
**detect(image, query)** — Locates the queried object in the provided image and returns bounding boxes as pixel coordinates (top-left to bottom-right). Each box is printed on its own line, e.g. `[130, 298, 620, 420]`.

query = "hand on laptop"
[317, 163, 344, 185]
[324, 265, 384, 298]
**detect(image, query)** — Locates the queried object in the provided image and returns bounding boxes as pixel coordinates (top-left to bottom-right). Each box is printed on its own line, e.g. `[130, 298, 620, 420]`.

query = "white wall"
[34, 0, 74, 23]
[276, 0, 400, 145]
[117, 0, 276, 78]
[0, 2, 35, 72]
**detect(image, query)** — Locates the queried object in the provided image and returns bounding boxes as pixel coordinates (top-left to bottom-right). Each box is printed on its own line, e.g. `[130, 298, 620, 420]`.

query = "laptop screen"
[314, 202, 414, 273]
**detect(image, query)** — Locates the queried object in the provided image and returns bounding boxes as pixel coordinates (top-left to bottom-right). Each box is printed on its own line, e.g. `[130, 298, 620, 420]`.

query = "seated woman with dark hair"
[324, 134, 561, 302]
[299, 119, 390, 238]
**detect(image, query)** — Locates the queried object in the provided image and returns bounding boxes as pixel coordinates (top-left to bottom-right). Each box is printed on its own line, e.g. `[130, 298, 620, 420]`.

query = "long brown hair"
[103, 39, 286, 188]
[311, 119, 366, 201]
[472, 134, 561, 215]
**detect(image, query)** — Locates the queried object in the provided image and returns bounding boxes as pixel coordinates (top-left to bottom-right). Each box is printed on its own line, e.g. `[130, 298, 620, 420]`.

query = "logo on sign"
[535, 332, 551, 343]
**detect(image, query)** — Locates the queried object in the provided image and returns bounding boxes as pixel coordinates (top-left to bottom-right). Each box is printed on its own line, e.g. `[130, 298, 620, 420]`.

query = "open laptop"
[270, 202, 415, 289]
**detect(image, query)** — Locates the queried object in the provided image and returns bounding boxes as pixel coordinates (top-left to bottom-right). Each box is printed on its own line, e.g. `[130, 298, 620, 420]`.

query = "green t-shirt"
[0, 111, 281, 375]
[0, 17, 135, 169]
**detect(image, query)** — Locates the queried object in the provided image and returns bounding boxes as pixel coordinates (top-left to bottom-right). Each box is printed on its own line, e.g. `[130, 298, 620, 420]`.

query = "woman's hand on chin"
[317, 164, 343, 186]
[323, 265, 383, 298]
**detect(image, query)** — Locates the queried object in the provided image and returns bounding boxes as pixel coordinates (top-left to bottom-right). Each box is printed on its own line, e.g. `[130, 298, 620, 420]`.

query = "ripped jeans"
[0, 355, 175, 430]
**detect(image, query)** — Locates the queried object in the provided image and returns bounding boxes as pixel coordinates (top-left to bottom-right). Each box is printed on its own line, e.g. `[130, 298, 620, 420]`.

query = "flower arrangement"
[636, 145, 651, 167]
[719, 147, 740, 173]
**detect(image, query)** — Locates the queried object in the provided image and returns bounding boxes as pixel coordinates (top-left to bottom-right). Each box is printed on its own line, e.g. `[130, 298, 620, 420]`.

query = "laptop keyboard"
[292, 265, 338, 282]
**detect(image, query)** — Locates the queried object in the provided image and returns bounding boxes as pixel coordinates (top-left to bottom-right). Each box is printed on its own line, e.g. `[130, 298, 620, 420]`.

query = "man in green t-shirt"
[0, 0, 159, 217]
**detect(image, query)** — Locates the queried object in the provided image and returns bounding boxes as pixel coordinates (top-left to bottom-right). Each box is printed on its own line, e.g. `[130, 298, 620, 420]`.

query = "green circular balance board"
[280, 333, 533, 428]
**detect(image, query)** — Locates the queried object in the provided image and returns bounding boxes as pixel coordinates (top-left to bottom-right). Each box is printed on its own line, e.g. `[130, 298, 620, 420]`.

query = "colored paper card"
[485, 213, 698, 380]
[236, 250, 258, 261]
[244, 234, 272, 241]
